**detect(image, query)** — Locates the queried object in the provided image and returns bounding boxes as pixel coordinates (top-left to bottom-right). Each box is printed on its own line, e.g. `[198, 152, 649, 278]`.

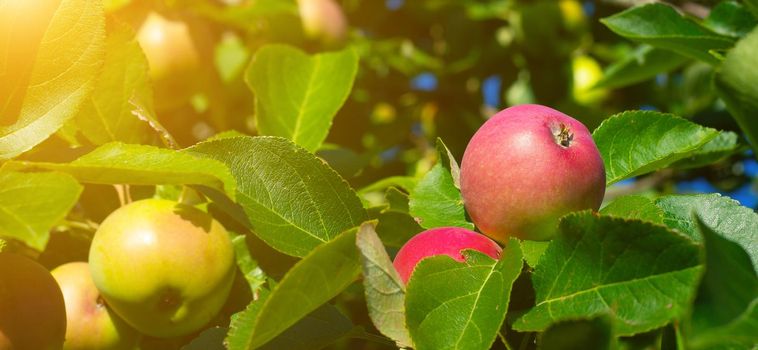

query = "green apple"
[572, 55, 609, 106]
[89, 199, 235, 338]
[51, 262, 140, 350]
[0, 252, 66, 350]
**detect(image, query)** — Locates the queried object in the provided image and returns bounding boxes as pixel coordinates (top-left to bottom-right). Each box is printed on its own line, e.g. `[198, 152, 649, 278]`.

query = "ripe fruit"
[392, 227, 502, 283]
[51, 262, 140, 350]
[460, 104, 605, 242]
[0, 253, 66, 350]
[298, 0, 348, 46]
[89, 199, 235, 338]
[137, 12, 200, 110]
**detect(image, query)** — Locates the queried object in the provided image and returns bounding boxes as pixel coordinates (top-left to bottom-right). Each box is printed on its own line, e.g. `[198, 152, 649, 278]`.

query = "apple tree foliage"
[1, 0, 757, 349]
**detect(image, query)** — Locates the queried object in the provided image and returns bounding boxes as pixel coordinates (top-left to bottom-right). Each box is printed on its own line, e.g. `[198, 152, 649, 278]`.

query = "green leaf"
[187, 136, 367, 257]
[258, 303, 353, 350]
[356, 223, 412, 347]
[687, 216, 758, 349]
[182, 327, 227, 350]
[654, 194, 758, 271]
[745, 0, 758, 18]
[538, 316, 616, 350]
[592, 110, 718, 185]
[409, 139, 473, 230]
[671, 131, 742, 169]
[521, 240, 549, 268]
[0, 171, 82, 250]
[0, 0, 105, 159]
[714, 27, 758, 152]
[358, 176, 417, 195]
[595, 45, 689, 89]
[229, 226, 361, 349]
[231, 234, 266, 298]
[513, 212, 702, 336]
[246, 45, 359, 152]
[374, 187, 423, 248]
[74, 23, 156, 145]
[702, 1, 757, 38]
[600, 3, 734, 64]
[3, 142, 236, 197]
[406, 239, 523, 350]
[600, 195, 664, 224]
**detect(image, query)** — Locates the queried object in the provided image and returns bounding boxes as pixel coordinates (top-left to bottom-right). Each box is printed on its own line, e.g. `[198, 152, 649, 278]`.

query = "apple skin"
[298, 0, 348, 46]
[572, 55, 609, 106]
[392, 227, 502, 283]
[0, 253, 66, 350]
[88, 199, 235, 338]
[460, 104, 605, 242]
[51, 262, 140, 350]
[136, 12, 200, 110]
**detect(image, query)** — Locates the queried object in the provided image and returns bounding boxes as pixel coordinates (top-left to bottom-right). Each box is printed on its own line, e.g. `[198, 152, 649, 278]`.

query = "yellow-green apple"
[460, 104, 605, 242]
[0, 253, 66, 350]
[88, 199, 235, 338]
[392, 227, 502, 283]
[572, 55, 609, 106]
[136, 12, 199, 110]
[298, 0, 348, 46]
[51, 262, 140, 350]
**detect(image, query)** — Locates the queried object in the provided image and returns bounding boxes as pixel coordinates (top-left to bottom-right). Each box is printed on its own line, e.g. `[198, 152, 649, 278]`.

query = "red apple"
[460, 104, 605, 241]
[89, 199, 235, 338]
[392, 227, 502, 283]
[0, 253, 66, 350]
[51, 262, 140, 350]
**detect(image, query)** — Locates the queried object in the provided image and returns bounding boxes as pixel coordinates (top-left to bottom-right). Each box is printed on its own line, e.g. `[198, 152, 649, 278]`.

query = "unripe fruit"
[572, 55, 609, 106]
[460, 104, 605, 242]
[0, 253, 66, 350]
[89, 199, 235, 338]
[392, 227, 502, 283]
[298, 0, 348, 46]
[137, 12, 200, 110]
[51, 262, 140, 350]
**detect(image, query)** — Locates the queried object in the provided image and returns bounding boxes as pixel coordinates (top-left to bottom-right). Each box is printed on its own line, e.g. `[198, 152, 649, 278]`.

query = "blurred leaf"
[671, 131, 742, 169]
[687, 216, 758, 349]
[746, 0, 758, 18]
[406, 239, 523, 350]
[356, 223, 412, 347]
[189, 0, 297, 30]
[594, 46, 689, 89]
[226, 227, 361, 349]
[409, 139, 473, 230]
[0, 171, 82, 250]
[538, 316, 615, 350]
[246, 45, 358, 152]
[187, 136, 367, 257]
[182, 327, 227, 350]
[231, 234, 266, 297]
[714, 27, 758, 152]
[592, 110, 718, 185]
[215, 33, 250, 83]
[601, 3, 733, 64]
[702, 1, 757, 38]
[4, 142, 236, 197]
[74, 24, 155, 145]
[359, 176, 417, 195]
[654, 194, 758, 271]
[0, 0, 105, 159]
[600, 195, 664, 224]
[513, 212, 702, 336]
[521, 240, 549, 268]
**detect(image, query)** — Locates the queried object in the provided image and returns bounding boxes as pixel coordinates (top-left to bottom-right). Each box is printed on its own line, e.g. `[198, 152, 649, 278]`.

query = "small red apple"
[51, 262, 140, 350]
[460, 104, 605, 241]
[392, 227, 502, 283]
[0, 253, 66, 350]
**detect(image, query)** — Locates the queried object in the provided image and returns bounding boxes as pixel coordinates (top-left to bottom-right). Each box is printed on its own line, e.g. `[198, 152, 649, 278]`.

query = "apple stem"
[553, 123, 574, 148]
